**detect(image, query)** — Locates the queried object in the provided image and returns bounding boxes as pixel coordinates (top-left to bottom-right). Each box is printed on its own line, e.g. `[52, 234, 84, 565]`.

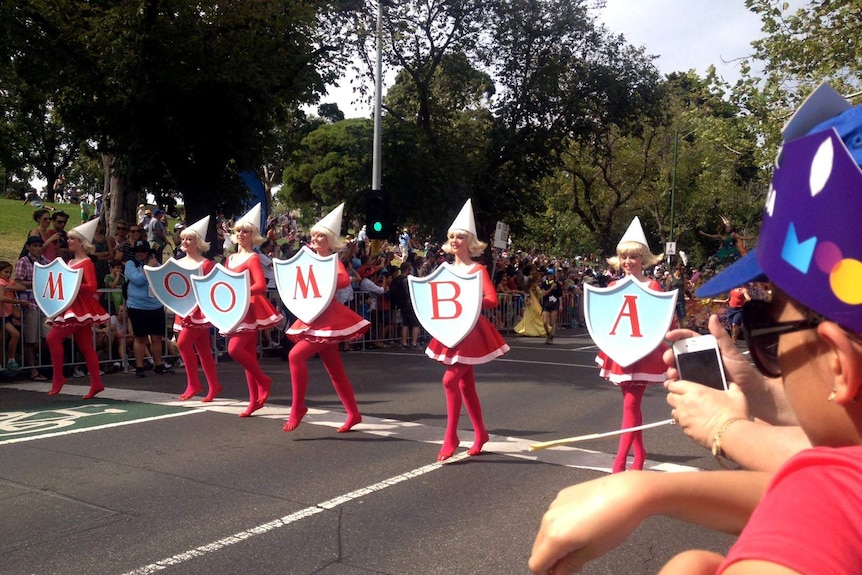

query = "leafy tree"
[280, 118, 373, 227]
[4, 0, 357, 233]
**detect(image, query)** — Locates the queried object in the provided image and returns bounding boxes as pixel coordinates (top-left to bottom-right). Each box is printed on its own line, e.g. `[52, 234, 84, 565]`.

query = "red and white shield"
[584, 275, 678, 367]
[408, 263, 482, 348]
[273, 246, 338, 324]
[190, 264, 251, 334]
[33, 259, 83, 319]
[144, 259, 203, 317]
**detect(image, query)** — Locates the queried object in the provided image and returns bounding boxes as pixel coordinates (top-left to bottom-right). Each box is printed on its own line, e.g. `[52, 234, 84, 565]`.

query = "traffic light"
[366, 189, 390, 239]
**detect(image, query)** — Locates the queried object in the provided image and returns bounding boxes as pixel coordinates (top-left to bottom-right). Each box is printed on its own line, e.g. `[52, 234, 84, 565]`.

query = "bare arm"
[529, 470, 770, 575]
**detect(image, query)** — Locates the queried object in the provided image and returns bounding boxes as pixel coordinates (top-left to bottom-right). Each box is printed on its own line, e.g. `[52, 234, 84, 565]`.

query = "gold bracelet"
[711, 417, 748, 469]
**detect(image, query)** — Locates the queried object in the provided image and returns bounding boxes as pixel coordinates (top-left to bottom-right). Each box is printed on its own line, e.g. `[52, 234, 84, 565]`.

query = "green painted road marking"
[0, 399, 199, 445]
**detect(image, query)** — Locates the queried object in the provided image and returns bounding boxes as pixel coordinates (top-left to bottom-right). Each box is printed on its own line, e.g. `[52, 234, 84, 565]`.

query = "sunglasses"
[129, 229, 141, 233]
[117, 226, 129, 231]
[741, 299, 821, 378]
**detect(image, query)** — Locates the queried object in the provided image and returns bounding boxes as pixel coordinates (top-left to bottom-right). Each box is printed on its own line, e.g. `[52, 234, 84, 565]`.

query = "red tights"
[283, 340, 360, 433]
[438, 364, 489, 461]
[46, 323, 104, 399]
[613, 383, 647, 473]
[227, 332, 272, 417]
[177, 326, 221, 401]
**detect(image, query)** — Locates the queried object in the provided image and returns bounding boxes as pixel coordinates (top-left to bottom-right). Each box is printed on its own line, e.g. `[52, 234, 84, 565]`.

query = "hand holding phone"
[672, 335, 728, 391]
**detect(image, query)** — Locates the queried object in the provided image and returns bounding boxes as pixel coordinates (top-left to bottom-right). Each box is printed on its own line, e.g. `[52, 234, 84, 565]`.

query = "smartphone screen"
[676, 348, 727, 391]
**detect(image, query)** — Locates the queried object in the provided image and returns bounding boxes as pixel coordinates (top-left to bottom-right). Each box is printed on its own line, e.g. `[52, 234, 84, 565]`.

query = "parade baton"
[529, 419, 675, 452]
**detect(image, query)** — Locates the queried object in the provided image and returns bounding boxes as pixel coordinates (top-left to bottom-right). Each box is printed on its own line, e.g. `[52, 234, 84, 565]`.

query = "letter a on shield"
[584, 275, 677, 367]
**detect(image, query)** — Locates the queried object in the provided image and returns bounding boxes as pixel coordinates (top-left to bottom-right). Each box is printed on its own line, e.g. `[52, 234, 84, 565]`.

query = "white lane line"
[119, 451, 471, 575]
[0, 409, 203, 446]
[4, 384, 700, 474]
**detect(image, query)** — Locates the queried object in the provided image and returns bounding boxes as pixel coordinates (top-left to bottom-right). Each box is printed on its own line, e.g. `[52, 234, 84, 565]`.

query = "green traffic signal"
[373, 221, 383, 232]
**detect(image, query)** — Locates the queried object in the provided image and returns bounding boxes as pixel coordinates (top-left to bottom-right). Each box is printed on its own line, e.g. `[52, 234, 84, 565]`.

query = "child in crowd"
[104, 262, 125, 314]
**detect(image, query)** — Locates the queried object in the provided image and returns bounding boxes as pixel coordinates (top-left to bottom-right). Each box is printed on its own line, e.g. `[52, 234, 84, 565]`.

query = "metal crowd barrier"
[0, 287, 591, 378]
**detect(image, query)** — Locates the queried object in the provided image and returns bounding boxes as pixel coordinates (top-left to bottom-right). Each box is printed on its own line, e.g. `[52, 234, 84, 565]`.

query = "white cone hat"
[185, 215, 210, 239]
[72, 218, 100, 244]
[448, 199, 476, 236]
[316, 203, 344, 236]
[236, 203, 262, 230]
[618, 216, 649, 250]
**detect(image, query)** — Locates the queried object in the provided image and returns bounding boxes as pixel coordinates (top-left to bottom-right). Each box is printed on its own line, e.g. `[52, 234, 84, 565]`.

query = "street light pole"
[669, 129, 679, 264]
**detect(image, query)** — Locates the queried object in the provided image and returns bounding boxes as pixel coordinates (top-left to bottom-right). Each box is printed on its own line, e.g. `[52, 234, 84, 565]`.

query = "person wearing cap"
[15, 236, 50, 380]
[224, 203, 282, 417]
[593, 216, 669, 473]
[529, 85, 862, 575]
[44, 218, 110, 399]
[424, 199, 510, 461]
[125, 240, 174, 378]
[171, 216, 222, 402]
[283, 203, 370, 432]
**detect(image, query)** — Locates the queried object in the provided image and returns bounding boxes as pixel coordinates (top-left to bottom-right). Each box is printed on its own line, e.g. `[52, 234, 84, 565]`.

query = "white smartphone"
[672, 335, 728, 391]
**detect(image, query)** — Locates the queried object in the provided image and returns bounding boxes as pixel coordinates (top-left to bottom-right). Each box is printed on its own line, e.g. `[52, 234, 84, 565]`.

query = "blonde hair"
[606, 241, 663, 271]
[67, 230, 94, 254]
[442, 230, 487, 258]
[230, 221, 265, 246]
[180, 227, 211, 252]
[309, 224, 346, 252]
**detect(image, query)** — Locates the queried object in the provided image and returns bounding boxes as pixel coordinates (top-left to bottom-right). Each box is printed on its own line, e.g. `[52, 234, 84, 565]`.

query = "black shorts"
[127, 306, 166, 337]
[398, 304, 421, 329]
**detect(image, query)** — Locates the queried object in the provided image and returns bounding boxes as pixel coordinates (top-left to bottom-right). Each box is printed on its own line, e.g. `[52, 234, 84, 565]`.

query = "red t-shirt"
[719, 445, 862, 574]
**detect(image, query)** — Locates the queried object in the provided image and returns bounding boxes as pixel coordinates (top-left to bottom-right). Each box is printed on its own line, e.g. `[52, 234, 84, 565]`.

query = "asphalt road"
[0, 329, 735, 575]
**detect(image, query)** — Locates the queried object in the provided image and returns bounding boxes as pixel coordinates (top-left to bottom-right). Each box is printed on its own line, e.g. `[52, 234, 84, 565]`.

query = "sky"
[324, 0, 785, 118]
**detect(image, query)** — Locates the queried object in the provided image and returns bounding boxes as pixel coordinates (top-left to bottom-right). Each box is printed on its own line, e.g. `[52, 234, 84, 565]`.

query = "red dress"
[225, 253, 282, 333]
[595, 278, 669, 385]
[52, 258, 109, 326]
[286, 260, 370, 344]
[173, 258, 215, 332]
[425, 263, 510, 366]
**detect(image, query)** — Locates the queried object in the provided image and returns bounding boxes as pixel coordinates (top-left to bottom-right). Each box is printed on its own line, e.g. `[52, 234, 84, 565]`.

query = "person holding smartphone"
[530, 85, 862, 575]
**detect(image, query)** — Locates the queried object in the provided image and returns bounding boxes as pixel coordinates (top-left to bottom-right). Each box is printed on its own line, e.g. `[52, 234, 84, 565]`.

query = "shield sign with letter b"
[408, 263, 482, 348]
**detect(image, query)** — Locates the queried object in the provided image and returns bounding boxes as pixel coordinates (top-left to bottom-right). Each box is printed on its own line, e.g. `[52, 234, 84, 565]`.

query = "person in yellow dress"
[514, 268, 545, 336]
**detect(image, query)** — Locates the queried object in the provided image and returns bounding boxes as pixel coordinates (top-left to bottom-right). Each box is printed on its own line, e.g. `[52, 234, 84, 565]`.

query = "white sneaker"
[72, 367, 85, 378]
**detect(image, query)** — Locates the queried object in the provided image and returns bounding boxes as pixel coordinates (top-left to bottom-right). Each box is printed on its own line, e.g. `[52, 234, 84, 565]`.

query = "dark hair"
[33, 208, 51, 222]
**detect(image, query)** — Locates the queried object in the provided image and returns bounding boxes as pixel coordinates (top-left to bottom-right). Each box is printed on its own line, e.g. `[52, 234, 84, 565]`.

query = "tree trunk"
[102, 154, 137, 235]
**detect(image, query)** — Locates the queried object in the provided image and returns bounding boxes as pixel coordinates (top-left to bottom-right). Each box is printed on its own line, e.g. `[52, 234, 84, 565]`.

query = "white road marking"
[5, 382, 699, 573]
[119, 451, 471, 575]
[3, 383, 699, 474]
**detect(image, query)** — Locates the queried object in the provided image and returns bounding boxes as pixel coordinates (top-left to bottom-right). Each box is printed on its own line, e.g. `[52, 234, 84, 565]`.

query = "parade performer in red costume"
[45, 218, 110, 399]
[595, 216, 668, 472]
[283, 204, 370, 432]
[425, 199, 510, 461]
[173, 216, 221, 402]
[224, 204, 282, 417]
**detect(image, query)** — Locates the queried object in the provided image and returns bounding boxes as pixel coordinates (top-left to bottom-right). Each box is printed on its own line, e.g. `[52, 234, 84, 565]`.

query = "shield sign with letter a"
[190, 264, 251, 334]
[273, 246, 337, 324]
[34, 259, 83, 319]
[584, 275, 677, 367]
[408, 263, 482, 348]
[144, 259, 203, 317]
